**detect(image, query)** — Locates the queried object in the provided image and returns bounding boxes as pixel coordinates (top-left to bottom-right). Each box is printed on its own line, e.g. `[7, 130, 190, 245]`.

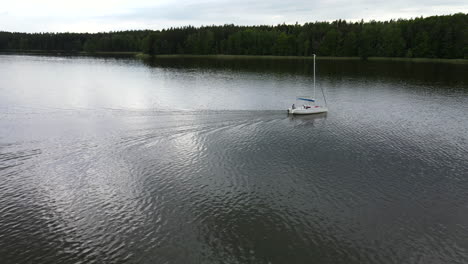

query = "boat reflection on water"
[287, 112, 328, 126]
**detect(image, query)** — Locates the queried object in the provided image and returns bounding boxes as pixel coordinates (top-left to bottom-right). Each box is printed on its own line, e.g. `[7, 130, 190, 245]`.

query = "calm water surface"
[0, 55, 467, 263]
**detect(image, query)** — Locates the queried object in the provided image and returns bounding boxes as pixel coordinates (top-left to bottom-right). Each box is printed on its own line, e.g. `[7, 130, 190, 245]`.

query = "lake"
[0, 54, 467, 264]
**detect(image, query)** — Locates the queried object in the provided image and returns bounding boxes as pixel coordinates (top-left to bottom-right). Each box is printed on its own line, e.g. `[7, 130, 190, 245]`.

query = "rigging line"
[320, 82, 328, 107]
[315, 54, 327, 108]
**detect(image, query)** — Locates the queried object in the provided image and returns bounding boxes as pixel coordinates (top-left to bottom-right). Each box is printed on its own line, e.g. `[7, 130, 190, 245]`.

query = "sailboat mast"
[313, 54, 316, 100]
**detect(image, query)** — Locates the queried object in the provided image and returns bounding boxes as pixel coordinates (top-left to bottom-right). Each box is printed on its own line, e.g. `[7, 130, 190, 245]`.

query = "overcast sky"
[0, 0, 466, 33]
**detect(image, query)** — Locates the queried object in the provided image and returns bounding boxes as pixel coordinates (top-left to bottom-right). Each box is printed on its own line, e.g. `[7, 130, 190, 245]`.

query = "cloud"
[0, 0, 467, 32]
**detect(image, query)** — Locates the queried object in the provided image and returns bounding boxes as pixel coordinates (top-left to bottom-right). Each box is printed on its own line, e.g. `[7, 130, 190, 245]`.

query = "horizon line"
[1, 12, 465, 34]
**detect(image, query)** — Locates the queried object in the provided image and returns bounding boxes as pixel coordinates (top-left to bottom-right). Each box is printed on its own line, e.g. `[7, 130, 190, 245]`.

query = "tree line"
[0, 13, 466, 59]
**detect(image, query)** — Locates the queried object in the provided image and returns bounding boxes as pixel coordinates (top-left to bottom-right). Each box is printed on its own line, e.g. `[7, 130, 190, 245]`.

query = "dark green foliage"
[319, 29, 339, 56]
[0, 13, 466, 59]
[413, 32, 431, 57]
[342, 31, 358, 56]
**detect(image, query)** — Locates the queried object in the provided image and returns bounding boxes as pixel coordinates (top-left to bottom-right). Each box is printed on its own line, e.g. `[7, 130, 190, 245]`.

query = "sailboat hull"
[288, 107, 328, 115]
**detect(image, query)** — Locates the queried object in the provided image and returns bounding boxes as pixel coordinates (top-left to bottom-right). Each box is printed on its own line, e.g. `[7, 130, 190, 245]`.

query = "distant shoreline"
[0, 50, 138, 56]
[137, 54, 468, 64]
[1, 50, 467, 64]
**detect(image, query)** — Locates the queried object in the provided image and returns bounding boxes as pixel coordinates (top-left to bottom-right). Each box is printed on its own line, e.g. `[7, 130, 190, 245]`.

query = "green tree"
[0, 14, 466, 59]
[358, 29, 372, 59]
[319, 29, 339, 56]
[342, 31, 358, 56]
[381, 26, 405, 57]
[413, 31, 430, 57]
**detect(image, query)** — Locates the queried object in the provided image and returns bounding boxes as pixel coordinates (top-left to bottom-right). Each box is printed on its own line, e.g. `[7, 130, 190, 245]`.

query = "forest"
[0, 13, 466, 59]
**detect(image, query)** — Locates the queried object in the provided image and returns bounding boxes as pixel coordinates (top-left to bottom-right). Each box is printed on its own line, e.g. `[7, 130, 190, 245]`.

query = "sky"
[0, 0, 466, 33]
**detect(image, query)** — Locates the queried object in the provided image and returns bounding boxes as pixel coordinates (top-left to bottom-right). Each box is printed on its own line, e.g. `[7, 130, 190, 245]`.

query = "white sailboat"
[288, 54, 328, 115]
